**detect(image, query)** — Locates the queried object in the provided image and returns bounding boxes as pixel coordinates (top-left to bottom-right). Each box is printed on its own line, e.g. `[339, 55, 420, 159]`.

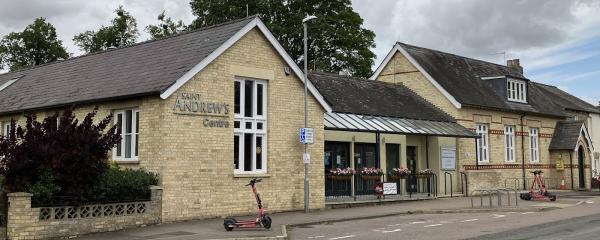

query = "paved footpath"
[78, 191, 590, 240]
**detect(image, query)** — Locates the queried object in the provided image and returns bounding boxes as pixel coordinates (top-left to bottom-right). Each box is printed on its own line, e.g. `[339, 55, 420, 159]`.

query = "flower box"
[360, 175, 382, 181]
[327, 175, 352, 181]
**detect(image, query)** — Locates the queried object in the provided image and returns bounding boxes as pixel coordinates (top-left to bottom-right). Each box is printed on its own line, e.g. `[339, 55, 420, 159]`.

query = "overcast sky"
[1, 0, 599, 104]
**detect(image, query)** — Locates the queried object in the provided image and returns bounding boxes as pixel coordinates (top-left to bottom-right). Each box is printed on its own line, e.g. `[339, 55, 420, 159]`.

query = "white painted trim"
[578, 124, 594, 152]
[480, 76, 505, 80]
[0, 78, 18, 92]
[159, 18, 332, 112]
[370, 43, 462, 109]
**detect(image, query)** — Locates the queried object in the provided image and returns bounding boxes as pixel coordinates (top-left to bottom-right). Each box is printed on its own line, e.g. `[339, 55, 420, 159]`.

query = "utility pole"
[302, 15, 317, 214]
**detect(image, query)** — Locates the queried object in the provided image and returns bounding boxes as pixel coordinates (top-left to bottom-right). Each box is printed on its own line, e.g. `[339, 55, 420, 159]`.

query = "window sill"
[233, 173, 271, 178]
[114, 159, 140, 164]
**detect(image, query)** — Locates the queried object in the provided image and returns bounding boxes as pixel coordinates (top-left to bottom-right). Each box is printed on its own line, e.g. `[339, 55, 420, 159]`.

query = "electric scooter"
[520, 170, 556, 201]
[223, 178, 272, 231]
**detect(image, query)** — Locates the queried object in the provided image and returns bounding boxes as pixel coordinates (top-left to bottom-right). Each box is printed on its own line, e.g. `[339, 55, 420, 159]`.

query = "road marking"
[424, 224, 443, 227]
[308, 236, 325, 239]
[381, 229, 402, 233]
[460, 219, 478, 222]
[440, 221, 453, 224]
[410, 221, 426, 224]
[521, 212, 535, 215]
[328, 235, 355, 240]
[492, 214, 506, 218]
[586, 200, 594, 204]
[387, 223, 403, 227]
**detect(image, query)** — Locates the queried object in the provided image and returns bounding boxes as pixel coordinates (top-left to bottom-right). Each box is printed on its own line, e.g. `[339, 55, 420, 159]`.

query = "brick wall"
[5, 187, 162, 240]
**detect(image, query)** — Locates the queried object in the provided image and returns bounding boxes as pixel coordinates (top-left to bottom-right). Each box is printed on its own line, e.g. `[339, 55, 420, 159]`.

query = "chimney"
[507, 59, 523, 74]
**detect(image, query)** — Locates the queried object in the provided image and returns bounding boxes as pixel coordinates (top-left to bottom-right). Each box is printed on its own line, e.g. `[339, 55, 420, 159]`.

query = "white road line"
[492, 214, 506, 218]
[387, 223, 403, 227]
[381, 229, 402, 233]
[328, 235, 356, 240]
[586, 200, 594, 204]
[424, 224, 443, 227]
[308, 236, 325, 239]
[410, 221, 426, 224]
[460, 219, 478, 222]
[439, 221, 453, 224]
[521, 212, 535, 215]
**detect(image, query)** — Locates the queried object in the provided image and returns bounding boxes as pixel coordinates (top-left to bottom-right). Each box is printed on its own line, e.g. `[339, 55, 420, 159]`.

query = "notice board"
[441, 147, 456, 171]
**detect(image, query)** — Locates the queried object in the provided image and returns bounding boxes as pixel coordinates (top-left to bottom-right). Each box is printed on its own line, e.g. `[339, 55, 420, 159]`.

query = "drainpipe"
[475, 138, 479, 170]
[521, 114, 527, 190]
[376, 132, 381, 168]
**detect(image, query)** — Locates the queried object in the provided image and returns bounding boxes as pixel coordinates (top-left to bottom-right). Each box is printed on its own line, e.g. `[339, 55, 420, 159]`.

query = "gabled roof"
[309, 72, 455, 122]
[0, 17, 331, 114]
[371, 42, 599, 117]
[550, 121, 594, 151]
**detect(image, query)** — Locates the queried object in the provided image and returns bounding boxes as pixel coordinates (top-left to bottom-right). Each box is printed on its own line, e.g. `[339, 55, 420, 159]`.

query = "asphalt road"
[289, 195, 600, 240]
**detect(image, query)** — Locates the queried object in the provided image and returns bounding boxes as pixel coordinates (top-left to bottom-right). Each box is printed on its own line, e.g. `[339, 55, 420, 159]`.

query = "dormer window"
[507, 78, 526, 103]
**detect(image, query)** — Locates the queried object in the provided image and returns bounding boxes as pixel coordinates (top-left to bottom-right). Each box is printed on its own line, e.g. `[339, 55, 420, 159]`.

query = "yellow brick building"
[371, 42, 598, 191]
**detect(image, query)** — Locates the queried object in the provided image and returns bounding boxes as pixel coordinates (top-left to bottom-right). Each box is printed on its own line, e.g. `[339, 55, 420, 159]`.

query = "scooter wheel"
[261, 215, 272, 229]
[224, 218, 236, 231]
[549, 194, 557, 202]
[520, 193, 531, 201]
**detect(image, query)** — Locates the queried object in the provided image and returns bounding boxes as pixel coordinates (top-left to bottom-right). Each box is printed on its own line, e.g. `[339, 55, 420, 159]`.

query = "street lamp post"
[302, 15, 317, 214]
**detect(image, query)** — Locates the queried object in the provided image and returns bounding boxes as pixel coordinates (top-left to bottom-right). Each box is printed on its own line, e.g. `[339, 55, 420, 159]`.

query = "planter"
[415, 174, 432, 179]
[389, 175, 408, 180]
[360, 175, 382, 181]
[327, 175, 353, 181]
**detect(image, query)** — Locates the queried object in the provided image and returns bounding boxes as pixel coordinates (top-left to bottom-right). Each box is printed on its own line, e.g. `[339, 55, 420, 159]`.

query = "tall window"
[113, 109, 139, 161]
[2, 122, 10, 136]
[507, 79, 526, 103]
[476, 123, 489, 163]
[234, 79, 267, 174]
[504, 125, 515, 162]
[530, 128, 539, 163]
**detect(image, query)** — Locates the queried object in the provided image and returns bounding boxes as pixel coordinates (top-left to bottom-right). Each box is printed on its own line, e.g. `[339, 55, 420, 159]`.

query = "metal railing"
[460, 172, 468, 197]
[325, 173, 437, 202]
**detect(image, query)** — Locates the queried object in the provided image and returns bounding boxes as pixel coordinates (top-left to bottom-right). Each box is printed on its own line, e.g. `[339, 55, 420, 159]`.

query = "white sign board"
[441, 147, 456, 171]
[303, 153, 311, 164]
[300, 128, 314, 144]
[383, 182, 397, 195]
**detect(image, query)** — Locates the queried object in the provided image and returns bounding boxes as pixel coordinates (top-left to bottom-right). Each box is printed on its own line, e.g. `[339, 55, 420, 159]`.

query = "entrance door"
[386, 144, 400, 174]
[354, 143, 378, 195]
[406, 146, 418, 192]
[578, 146, 586, 189]
[324, 142, 351, 197]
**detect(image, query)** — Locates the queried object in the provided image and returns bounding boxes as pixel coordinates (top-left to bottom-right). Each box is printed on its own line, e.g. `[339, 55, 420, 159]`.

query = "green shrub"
[26, 170, 61, 203]
[91, 166, 159, 203]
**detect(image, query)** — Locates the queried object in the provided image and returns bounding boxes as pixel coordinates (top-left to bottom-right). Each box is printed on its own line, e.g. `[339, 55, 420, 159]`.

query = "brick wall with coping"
[5, 186, 162, 240]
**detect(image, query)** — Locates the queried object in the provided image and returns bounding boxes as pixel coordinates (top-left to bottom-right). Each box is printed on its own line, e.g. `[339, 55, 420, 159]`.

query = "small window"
[476, 123, 489, 163]
[2, 122, 10, 136]
[113, 108, 139, 161]
[504, 125, 515, 162]
[530, 128, 539, 163]
[507, 79, 527, 103]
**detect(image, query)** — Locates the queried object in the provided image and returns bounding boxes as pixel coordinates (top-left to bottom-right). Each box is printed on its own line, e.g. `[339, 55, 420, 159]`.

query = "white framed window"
[234, 78, 267, 174]
[504, 125, 516, 162]
[507, 79, 527, 103]
[113, 109, 139, 161]
[2, 122, 10, 136]
[476, 123, 489, 163]
[530, 128, 539, 163]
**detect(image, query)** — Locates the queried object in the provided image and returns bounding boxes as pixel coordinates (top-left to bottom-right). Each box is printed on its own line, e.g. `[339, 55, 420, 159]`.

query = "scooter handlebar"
[245, 178, 262, 186]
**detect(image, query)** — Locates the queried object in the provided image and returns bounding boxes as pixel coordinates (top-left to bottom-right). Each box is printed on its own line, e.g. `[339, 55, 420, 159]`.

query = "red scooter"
[520, 170, 556, 201]
[224, 178, 272, 231]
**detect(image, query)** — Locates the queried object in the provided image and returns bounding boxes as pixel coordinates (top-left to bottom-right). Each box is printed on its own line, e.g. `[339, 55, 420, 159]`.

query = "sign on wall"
[441, 147, 456, 171]
[172, 92, 230, 128]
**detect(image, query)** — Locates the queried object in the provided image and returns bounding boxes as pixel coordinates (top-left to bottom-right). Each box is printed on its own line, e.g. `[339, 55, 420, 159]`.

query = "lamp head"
[302, 15, 317, 23]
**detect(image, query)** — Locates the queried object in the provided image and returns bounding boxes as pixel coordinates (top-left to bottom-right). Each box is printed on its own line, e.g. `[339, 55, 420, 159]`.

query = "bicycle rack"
[460, 172, 468, 197]
[470, 189, 493, 208]
[444, 172, 453, 197]
[497, 188, 519, 206]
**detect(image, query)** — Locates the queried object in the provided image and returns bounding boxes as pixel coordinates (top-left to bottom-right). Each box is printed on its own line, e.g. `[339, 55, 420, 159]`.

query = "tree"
[145, 11, 186, 39]
[0, 18, 69, 71]
[73, 6, 139, 53]
[188, 0, 376, 77]
[0, 108, 120, 198]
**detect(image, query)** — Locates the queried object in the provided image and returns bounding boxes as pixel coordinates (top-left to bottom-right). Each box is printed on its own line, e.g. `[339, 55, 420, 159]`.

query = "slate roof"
[396, 42, 600, 117]
[549, 121, 585, 150]
[0, 17, 255, 114]
[309, 72, 455, 122]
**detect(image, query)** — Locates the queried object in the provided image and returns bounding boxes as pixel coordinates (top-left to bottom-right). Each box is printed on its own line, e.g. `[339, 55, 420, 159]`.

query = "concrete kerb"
[206, 206, 557, 240]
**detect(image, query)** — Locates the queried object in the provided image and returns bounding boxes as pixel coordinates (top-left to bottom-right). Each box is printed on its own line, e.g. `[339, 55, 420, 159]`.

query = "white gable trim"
[369, 43, 462, 109]
[160, 18, 332, 112]
[577, 123, 594, 152]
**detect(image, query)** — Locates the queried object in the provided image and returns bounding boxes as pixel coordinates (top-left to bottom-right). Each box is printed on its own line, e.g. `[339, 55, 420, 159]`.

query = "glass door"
[406, 146, 418, 192]
[354, 143, 378, 195]
[386, 144, 401, 193]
